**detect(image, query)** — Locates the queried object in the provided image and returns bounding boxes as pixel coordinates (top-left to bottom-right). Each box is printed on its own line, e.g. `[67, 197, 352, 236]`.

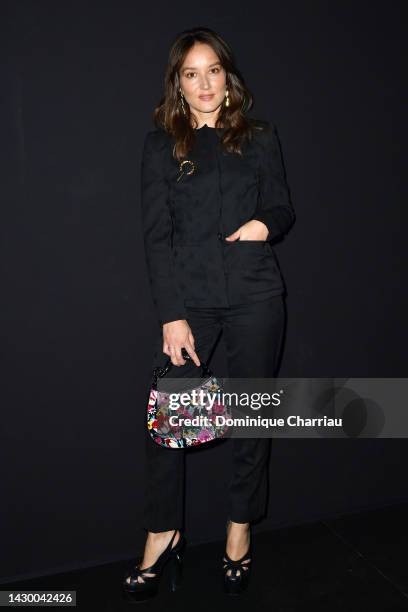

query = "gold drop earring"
[225, 89, 230, 107]
[179, 89, 187, 116]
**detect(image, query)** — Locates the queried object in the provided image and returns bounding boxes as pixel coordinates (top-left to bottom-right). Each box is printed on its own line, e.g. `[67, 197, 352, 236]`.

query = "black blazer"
[140, 120, 295, 326]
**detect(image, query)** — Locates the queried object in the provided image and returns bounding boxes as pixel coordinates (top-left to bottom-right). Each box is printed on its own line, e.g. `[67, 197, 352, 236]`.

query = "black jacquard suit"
[140, 120, 295, 532]
[141, 120, 295, 326]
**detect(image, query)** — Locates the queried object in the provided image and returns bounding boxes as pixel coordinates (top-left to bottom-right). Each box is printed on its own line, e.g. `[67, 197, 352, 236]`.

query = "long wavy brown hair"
[152, 26, 262, 161]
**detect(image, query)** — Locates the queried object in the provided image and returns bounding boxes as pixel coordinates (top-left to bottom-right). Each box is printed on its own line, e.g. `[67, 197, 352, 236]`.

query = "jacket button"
[217, 232, 224, 240]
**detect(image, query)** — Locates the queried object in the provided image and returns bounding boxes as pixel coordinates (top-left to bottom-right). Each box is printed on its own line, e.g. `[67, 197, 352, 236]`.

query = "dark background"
[1, 0, 407, 584]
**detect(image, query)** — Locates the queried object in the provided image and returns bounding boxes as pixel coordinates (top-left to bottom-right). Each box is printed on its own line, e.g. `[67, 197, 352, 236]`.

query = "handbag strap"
[153, 348, 213, 382]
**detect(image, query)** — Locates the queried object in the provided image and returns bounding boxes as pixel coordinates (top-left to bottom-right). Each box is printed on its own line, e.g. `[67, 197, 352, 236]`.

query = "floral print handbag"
[147, 348, 232, 448]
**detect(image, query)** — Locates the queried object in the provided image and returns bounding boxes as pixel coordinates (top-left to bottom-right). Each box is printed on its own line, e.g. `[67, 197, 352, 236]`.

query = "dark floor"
[2, 503, 408, 611]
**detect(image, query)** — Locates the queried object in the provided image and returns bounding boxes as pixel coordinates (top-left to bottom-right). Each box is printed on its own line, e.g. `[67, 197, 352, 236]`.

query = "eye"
[210, 67, 220, 74]
[185, 72, 196, 79]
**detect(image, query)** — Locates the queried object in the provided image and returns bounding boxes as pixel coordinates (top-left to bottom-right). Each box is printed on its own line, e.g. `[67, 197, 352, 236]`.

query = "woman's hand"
[225, 219, 269, 241]
[162, 320, 201, 367]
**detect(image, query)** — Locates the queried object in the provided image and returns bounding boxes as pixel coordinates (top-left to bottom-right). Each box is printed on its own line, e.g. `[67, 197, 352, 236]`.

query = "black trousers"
[143, 294, 285, 533]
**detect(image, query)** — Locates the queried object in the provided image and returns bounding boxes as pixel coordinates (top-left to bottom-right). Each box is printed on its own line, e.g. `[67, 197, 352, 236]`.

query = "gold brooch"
[177, 159, 196, 182]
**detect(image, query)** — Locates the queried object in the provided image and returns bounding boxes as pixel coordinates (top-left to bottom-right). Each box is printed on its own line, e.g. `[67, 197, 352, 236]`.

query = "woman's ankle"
[147, 529, 180, 546]
[148, 528, 176, 536]
[227, 520, 249, 532]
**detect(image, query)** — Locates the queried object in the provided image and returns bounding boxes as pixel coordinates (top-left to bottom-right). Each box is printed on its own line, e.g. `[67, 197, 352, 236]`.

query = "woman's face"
[179, 42, 227, 122]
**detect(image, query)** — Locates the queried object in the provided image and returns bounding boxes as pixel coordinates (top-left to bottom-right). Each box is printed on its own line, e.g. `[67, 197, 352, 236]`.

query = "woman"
[123, 26, 295, 601]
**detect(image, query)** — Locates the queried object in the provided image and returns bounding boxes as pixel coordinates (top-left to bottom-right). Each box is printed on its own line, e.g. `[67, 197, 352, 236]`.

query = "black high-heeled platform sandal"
[222, 519, 252, 595]
[122, 529, 186, 602]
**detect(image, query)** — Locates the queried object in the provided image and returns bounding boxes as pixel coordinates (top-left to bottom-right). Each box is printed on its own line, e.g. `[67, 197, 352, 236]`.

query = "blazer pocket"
[224, 239, 267, 271]
[225, 239, 284, 296]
